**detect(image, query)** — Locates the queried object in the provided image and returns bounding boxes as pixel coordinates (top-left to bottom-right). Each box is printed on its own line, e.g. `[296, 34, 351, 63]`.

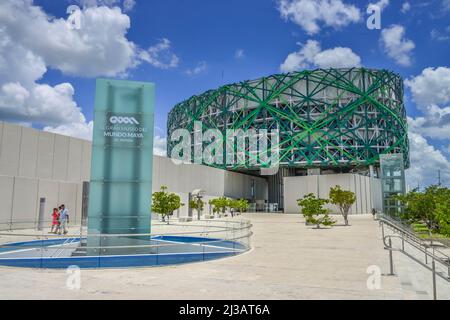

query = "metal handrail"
[0, 227, 252, 239]
[0, 221, 253, 239]
[379, 214, 450, 262]
[0, 220, 253, 253]
[0, 218, 250, 227]
[379, 214, 450, 300]
[51, 237, 79, 258]
[383, 235, 450, 278]
[0, 232, 253, 252]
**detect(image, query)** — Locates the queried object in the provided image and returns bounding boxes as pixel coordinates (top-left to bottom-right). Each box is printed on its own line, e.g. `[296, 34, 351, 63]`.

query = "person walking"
[58, 204, 70, 235]
[50, 208, 59, 234]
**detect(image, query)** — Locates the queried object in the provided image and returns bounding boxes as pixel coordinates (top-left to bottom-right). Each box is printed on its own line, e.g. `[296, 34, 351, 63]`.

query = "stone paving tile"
[0, 213, 422, 300]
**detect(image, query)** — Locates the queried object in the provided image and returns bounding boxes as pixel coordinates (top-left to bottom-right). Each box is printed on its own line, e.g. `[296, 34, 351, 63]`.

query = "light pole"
[192, 189, 205, 220]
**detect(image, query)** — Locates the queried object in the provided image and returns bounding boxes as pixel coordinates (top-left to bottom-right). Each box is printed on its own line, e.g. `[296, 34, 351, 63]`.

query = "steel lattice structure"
[167, 68, 410, 172]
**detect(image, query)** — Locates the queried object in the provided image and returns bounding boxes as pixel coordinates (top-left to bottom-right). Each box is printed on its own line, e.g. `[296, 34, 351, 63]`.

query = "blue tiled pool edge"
[0, 236, 247, 269]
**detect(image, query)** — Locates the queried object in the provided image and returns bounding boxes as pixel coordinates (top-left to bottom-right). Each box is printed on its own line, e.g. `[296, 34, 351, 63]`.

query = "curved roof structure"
[168, 68, 409, 172]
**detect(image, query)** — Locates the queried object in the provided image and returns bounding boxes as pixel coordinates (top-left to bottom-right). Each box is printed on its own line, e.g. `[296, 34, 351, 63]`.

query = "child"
[50, 208, 59, 234]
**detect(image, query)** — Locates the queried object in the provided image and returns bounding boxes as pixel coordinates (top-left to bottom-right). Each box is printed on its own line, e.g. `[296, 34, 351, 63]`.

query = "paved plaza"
[0, 213, 446, 300]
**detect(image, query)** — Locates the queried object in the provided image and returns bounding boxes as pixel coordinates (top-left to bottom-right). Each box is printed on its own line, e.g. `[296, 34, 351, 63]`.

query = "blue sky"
[35, 0, 449, 125]
[1, 0, 450, 187]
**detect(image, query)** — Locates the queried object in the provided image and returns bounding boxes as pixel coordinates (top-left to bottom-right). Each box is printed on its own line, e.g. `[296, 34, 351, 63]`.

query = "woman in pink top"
[50, 208, 60, 234]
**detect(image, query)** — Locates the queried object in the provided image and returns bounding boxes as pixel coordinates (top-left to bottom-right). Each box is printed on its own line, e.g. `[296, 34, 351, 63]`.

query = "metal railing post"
[37, 198, 46, 231]
[432, 260, 437, 300]
[388, 237, 395, 276]
[380, 214, 450, 296]
[448, 263, 450, 279]
[401, 233, 405, 251]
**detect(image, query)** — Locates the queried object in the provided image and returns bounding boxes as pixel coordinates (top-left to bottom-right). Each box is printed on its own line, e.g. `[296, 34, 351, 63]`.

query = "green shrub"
[297, 193, 335, 229]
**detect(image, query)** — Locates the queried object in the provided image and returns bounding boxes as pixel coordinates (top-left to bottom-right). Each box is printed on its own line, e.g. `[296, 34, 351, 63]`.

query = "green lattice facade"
[167, 68, 410, 172]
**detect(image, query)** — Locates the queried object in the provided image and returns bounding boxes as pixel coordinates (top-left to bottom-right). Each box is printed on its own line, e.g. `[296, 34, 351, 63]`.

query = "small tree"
[151, 186, 184, 224]
[435, 192, 450, 237]
[235, 199, 249, 214]
[329, 185, 356, 226]
[209, 197, 229, 216]
[395, 185, 449, 233]
[297, 193, 335, 229]
[189, 198, 205, 220]
[208, 199, 220, 215]
[229, 199, 249, 215]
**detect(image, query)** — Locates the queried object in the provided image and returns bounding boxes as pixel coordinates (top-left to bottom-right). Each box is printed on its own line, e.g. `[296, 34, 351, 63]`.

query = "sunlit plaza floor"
[0, 213, 446, 300]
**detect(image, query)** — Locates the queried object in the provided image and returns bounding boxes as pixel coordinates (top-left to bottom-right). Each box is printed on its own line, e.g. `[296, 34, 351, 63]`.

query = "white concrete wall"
[224, 171, 268, 200]
[1, 121, 384, 227]
[283, 174, 382, 215]
[0, 122, 91, 182]
[151, 156, 268, 218]
[0, 122, 268, 228]
[0, 122, 90, 230]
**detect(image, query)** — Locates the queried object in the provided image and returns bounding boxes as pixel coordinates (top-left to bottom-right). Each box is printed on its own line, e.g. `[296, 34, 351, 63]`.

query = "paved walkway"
[0, 213, 429, 299]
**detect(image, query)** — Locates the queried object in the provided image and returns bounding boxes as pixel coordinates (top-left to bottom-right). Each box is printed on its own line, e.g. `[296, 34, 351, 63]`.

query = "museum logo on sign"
[103, 113, 147, 144]
[109, 116, 140, 125]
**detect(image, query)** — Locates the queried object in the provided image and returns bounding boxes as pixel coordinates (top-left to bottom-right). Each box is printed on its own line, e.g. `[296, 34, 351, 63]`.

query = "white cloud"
[44, 121, 94, 141]
[277, 0, 361, 35]
[123, 0, 136, 12]
[0, 23, 88, 130]
[443, 0, 450, 11]
[0, 80, 88, 130]
[380, 25, 415, 67]
[76, 0, 135, 11]
[0, 29, 47, 87]
[139, 38, 180, 70]
[0, 83, 30, 118]
[235, 49, 245, 59]
[0, 1, 139, 78]
[405, 67, 450, 187]
[0, 0, 141, 139]
[185, 61, 208, 76]
[153, 135, 168, 157]
[280, 40, 321, 72]
[406, 130, 450, 188]
[368, 0, 390, 12]
[401, 2, 411, 13]
[0, 0, 179, 141]
[77, 0, 120, 7]
[431, 28, 450, 42]
[280, 40, 361, 72]
[314, 47, 361, 69]
[405, 67, 450, 109]
[404, 68, 450, 182]
[408, 106, 450, 141]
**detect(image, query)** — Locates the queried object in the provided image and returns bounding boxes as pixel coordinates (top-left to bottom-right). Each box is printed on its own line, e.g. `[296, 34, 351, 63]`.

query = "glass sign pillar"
[87, 79, 155, 255]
